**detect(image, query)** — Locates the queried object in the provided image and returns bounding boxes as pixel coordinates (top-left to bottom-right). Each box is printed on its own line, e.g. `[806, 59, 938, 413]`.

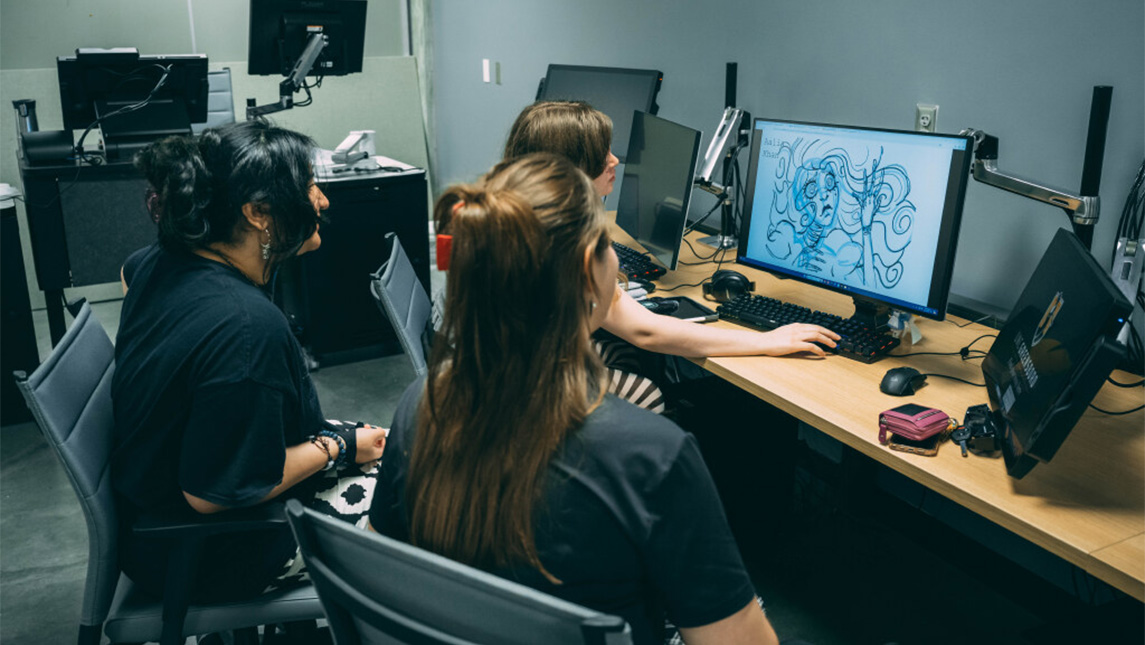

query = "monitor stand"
[850, 296, 892, 332]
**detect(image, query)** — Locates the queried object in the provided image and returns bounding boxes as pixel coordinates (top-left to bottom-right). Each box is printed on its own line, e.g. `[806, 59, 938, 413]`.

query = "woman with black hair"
[111, 119, 387, 601]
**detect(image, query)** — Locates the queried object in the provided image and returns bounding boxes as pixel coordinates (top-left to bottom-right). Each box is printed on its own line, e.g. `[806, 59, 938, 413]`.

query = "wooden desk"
[618, 224, 1145, 601]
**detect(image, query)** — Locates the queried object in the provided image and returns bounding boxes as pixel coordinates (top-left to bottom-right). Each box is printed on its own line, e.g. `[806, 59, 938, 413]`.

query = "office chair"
[284, 500, 633, 645]
[14, 302, 323, 645]
[192, 68, 236, 133]
[370, 232, 433, 378]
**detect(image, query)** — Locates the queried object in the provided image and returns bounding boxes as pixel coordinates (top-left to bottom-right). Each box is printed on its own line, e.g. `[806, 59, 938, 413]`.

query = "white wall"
[429, 0, 1145, 319]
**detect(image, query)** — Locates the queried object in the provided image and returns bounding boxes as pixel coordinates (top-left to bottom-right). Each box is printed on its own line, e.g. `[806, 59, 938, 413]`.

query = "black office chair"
[284, 499, 633, 645]
[14, 302, 323, 645]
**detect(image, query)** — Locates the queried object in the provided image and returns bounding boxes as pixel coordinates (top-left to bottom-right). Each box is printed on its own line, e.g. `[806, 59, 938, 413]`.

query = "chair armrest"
[133, 502, 288, 538]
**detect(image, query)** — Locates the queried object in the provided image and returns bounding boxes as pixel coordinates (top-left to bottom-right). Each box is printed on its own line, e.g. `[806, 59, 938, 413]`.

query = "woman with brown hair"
[369, 153, 781, 645]
[503, 101, 839, 362]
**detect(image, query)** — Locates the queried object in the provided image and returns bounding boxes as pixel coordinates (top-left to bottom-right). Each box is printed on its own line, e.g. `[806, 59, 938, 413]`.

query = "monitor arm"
[958, 85, 1112, 250]
[246, 31, 328, 120]
[960, 128, 1098, 226]
[694, 107, 752, 249]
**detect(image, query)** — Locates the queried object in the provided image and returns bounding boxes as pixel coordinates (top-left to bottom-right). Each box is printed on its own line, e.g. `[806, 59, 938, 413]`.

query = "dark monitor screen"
[537, 64, 662, 163]
[615, 112, 701, 271]
[248, 0, 367, 77]
[57, 52, 209, 133]
[738, 118, 972, 321]
[982, 228, 1132, 479]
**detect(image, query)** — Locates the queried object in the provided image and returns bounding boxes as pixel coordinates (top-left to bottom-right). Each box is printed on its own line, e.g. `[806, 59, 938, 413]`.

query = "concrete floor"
[2, 300, 1142, 644]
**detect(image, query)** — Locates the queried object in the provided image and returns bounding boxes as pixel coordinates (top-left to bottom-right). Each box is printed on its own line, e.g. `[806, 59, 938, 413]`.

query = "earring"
[590, 301, 598, 313]
[261, 227, 271, 260]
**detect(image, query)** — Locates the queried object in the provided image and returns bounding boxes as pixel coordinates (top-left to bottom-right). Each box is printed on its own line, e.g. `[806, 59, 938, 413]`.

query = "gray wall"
[0, 0, 425, 309]
[430, 0, 1145, 318]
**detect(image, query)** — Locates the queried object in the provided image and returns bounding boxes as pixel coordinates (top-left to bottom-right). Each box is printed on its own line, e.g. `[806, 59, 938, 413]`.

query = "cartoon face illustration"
[793, 161, 840, 230]
[763, 141, 914, 288]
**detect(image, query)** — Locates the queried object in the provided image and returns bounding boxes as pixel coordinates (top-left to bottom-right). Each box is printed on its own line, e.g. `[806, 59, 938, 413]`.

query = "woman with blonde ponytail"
[369, 154, 781, 645]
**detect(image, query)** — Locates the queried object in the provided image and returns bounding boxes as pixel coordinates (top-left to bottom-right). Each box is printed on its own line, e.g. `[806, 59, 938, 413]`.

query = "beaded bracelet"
[318, 428, 351, 469]
[308, 435, 336, 471]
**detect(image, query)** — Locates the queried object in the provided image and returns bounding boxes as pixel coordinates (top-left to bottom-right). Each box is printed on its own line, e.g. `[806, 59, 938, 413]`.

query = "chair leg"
[78, 623, 104, 645]
[160, 537, 205, 645]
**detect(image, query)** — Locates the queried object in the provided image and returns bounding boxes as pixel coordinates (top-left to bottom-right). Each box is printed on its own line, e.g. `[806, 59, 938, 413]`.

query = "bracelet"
[318, 428, 353, 469]
[308, 435, 336, 471]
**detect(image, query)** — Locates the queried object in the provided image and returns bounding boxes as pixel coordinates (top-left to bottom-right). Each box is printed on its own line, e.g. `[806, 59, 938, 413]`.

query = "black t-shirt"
[369, 383, 756, 645]
[112, 244, 326, 599]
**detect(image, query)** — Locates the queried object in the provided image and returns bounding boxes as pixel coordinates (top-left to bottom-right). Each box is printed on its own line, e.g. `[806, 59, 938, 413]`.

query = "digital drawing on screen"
[758, 138, 915, 290]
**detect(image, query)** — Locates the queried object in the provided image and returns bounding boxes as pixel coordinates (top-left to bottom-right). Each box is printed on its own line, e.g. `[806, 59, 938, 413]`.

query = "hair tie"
[436, 200, 464, 271]
[436, 234, 453, 271]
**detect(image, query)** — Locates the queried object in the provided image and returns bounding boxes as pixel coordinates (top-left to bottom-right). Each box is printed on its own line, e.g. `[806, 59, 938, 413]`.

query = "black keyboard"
[613, 241, 666, 281]
[717, 294, 900, 363]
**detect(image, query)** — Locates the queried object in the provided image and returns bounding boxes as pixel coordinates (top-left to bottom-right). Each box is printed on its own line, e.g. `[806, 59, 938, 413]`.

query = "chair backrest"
[370, 233, 433, 378]
[14, 303, 119, 628]
[192, 67, 236, 133]
[284, 500, 632, 645]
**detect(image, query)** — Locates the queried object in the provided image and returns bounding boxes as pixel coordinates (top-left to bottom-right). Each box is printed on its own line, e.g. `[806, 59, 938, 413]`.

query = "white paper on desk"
[313, 150, 419, 179]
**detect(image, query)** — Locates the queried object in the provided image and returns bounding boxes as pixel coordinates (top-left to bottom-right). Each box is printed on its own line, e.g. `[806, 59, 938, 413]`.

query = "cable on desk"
[657, 279, 711, 293]
[683, 201, 723, 237]
[918, 373, 985, 387]
[1088, 403, 1145, 415]
[681, 236, 724, 262]
[894, 334, 996, 361]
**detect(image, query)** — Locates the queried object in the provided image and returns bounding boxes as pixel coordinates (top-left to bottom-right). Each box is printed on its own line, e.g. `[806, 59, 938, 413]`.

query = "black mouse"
[640, 297, 679, 315]
[880, 367, 927, 396]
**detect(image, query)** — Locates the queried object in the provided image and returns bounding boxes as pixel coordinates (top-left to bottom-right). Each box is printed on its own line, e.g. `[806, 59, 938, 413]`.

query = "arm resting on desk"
[603, 288, 838, 358]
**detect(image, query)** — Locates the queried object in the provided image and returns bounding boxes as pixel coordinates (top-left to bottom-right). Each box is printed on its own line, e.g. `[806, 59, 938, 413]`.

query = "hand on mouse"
[758, 323, 841, 357]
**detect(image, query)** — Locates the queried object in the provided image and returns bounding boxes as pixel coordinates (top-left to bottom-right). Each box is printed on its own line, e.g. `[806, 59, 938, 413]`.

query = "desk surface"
[618, 223, 1145, 601]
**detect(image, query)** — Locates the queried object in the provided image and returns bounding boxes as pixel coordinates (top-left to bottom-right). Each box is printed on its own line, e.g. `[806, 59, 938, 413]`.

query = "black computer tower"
[276, 171, 430, 366]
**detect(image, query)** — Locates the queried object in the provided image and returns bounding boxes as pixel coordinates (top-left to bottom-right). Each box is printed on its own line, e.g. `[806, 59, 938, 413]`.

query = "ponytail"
[409, 153, 609, 582]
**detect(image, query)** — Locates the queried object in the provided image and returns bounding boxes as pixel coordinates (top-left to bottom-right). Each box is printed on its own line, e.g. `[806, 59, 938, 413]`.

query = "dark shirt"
[369, 383, 756, 645]
[112, 244, 325, 599]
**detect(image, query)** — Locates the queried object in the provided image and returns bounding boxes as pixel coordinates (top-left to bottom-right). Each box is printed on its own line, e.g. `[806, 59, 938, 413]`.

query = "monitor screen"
[615, 112, 701, 271]
[537, 64, 662, 163]
[982, 228, 1132, 479]
[57, 52, 209, 133]
[737, 118, 972, 321]
[248, 0, 367, 77]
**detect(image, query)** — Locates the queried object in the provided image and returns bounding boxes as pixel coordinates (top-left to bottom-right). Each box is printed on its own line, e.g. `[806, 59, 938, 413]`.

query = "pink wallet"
[878, 403, 951, 445]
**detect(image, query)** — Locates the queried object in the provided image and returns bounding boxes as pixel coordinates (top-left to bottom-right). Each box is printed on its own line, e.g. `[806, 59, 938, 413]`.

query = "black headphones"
[703, 270, 755, 303]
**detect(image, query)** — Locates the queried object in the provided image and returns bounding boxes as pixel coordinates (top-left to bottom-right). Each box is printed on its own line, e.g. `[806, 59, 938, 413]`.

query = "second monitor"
[738, 117, 972, 325]
[615, 112, 702, 273]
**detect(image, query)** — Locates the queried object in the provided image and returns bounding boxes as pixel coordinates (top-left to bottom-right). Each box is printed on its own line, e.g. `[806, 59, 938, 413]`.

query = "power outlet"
[916, 103, 938, 133]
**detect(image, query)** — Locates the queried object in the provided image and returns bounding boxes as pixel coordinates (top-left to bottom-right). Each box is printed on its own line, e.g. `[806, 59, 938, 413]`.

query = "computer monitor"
[248, 0, 367, 78]
[56, 50, 209, 151]
[738, 117, 972, 326]
[615, 112, 702, 271]
[981, 228, 1132, 479]
[536, 64, 662, 163]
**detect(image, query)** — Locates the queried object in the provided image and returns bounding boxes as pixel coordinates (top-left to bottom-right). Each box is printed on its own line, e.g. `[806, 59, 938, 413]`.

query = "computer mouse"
[880, 367, 927, 396]
[640, 298, 679, 315]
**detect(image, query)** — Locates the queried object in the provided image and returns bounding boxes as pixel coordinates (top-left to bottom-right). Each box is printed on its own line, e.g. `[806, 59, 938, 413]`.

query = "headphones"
[703, 270, 755, 303]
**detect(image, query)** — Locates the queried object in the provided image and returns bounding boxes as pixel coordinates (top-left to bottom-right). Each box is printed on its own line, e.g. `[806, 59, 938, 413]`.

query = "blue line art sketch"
[763, 138, 914, 288]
